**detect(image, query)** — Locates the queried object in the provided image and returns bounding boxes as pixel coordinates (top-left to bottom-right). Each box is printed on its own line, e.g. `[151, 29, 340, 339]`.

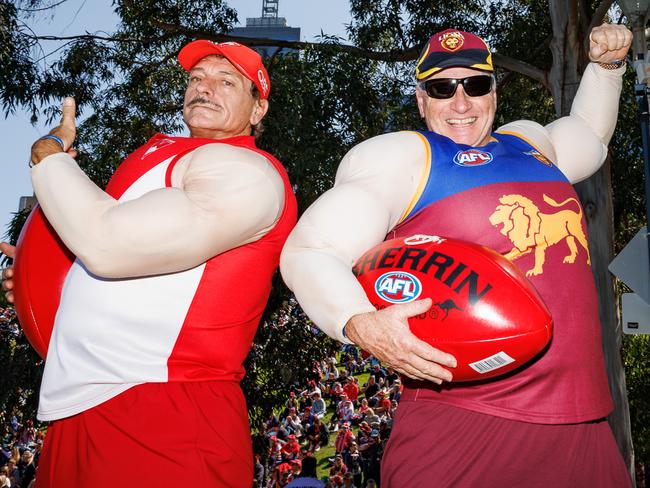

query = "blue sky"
[1, 0, 351, 237]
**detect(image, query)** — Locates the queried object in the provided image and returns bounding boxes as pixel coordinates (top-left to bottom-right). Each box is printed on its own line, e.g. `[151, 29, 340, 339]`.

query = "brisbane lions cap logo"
[440, 31, 465, 52]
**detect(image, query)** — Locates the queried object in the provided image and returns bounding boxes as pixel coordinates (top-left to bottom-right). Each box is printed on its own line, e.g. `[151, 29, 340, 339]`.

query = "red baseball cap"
[416, 29, 493, 81]
[178, 40, 271, 99]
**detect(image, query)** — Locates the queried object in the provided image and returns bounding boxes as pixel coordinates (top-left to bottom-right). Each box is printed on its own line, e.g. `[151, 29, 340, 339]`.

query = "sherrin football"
[353, 234, 553, 382]
[13, 205, 75, 359]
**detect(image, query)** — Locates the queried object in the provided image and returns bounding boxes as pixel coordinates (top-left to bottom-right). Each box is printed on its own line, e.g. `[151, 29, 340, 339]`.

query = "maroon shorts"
[35, 381, 252, 488]
[381, 401, 631, 487]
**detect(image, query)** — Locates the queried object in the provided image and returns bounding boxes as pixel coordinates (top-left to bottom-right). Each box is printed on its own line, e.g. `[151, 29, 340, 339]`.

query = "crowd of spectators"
[0, 416, 42, 488]
[0, 308, 18, 335]
[2, 299, 402, 487]
[257, 346, 402, 488]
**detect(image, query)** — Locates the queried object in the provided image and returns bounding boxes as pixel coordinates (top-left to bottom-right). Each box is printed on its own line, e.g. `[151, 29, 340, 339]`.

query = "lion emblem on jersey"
[488, 194, 590, 277]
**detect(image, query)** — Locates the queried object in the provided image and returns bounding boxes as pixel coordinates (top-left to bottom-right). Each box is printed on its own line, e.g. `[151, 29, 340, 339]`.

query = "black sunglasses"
[420, 75, 494, 99]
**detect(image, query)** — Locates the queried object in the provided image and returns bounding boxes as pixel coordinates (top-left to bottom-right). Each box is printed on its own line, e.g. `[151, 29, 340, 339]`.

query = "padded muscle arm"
[497, 63, 624, 183]
[281, 132, 426, 342]
[31, 143, 284, 278]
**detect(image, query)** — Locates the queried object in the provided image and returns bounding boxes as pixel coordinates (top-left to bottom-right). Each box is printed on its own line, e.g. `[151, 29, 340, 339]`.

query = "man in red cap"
[281, 434, 302, 461]
[1, 40, 296, 487]
[342, 377, 359, 406]
[282, 24, 633, 486]
[334, 422, 355, 455]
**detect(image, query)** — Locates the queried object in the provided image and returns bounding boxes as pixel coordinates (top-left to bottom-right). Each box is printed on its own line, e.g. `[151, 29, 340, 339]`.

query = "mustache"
[187, 97, 221, 109]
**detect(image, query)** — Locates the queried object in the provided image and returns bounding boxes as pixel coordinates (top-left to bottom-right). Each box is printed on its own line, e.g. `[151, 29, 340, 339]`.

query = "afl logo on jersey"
[453, 149, 493, 167]
[375, 272, 422, 304]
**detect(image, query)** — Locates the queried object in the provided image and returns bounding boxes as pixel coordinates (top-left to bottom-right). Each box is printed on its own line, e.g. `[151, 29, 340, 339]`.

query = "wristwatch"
[598, 59, 625, 70]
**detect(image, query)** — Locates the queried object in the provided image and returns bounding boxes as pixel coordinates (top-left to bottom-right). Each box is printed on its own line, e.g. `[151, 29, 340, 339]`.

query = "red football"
[13, 205, 75, 358]
[353, 234, 553, 382]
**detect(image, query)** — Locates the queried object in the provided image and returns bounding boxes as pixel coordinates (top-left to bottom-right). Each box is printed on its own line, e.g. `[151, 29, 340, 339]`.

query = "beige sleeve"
[497, 62, 624, 183]
[31, 143, 284, 278]
[280, 131, 427, 342]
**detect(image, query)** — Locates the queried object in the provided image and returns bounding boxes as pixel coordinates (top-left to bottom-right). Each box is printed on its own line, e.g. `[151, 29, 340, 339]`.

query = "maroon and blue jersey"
[392, 130, 612, 423]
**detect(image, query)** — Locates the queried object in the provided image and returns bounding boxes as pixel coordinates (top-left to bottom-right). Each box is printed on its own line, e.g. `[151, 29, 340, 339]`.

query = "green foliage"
[243, 282, 337, 431]
[0, 208, 43, 421]
[0, 320, 43, 425]
[610, 70, 647, 252]
[622, 335, 650, 464]
[0, 1, 40, 118]
[348, 0, 487, 50]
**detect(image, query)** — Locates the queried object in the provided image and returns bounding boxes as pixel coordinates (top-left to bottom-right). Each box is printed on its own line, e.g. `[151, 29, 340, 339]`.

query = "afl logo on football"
[453, 149, 493, 167]
[375, 272, 422, 304]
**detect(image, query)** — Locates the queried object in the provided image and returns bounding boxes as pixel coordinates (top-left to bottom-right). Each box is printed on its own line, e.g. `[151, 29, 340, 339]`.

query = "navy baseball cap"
[416, 29, 493, 81]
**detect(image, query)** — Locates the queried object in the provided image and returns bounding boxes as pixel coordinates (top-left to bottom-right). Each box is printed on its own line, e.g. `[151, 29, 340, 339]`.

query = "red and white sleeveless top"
[38, 134, 297, 421]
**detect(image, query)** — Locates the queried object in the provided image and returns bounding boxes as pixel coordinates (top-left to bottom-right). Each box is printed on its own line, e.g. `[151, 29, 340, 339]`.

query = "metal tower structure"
[231, 0, 300, 58]
[262, 0, 279, 18]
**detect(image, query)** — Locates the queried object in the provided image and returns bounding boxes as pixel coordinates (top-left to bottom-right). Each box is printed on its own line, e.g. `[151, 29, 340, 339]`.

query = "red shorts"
[35, 381, 252, 488]
[381, 401, 631, 487]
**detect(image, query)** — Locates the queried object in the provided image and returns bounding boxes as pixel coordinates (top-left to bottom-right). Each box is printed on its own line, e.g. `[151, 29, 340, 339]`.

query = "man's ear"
[415, 87, 427, 118]
[250, 98, 269, 126]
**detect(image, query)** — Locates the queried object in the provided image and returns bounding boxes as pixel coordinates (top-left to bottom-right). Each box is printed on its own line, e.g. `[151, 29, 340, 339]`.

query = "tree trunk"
[575, 164, 635, 472]
[548, 0, 634, 481]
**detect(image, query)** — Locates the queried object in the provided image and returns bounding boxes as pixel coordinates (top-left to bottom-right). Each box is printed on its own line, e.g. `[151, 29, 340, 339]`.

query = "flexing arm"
[32, 144, 284, 278]
[281, 132, 456, 382]
[498, 24, 631, 183]
[547, 61, 625, 183]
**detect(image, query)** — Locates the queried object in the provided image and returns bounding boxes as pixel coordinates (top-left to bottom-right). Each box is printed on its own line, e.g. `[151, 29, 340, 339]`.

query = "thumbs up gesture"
[589, 24, 632, 64]
[30, 97, 78, 166]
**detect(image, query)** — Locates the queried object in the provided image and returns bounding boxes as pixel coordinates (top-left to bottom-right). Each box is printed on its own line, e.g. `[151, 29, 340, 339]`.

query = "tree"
[545, 0, 635, 472]
[1, 1, 647, 476]
[623, 334, 650, 479]
[1, 208, 42, 428]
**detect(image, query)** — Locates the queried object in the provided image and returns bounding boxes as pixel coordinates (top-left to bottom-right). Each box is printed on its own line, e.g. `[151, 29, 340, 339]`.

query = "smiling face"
[415, 67, 496, 147]
[183, 55, 268, 139]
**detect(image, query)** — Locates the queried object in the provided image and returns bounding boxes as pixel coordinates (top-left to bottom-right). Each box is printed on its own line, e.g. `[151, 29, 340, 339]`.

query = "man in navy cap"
[282, 24, 633, 486]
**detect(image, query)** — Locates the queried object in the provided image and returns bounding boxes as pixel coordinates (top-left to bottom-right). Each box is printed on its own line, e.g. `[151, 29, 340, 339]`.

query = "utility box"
[622, 293, 650, 334]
